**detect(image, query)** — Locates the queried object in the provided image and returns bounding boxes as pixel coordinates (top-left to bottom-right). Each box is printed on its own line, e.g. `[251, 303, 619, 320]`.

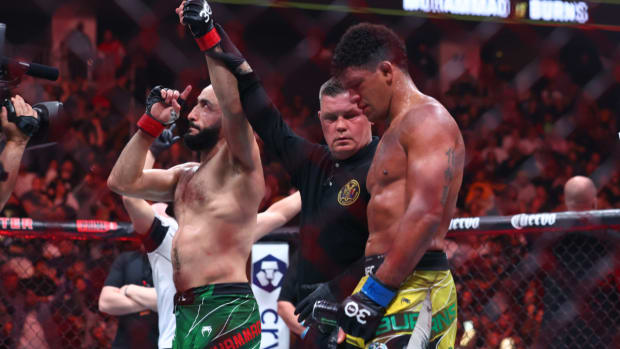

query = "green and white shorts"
[172, 283, 261, 349]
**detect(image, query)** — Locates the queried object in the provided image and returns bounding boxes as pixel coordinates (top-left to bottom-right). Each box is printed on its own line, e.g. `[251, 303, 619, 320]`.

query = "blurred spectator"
[19, 177, 61, 221]
[537, 176, 618, 348]
[465, 171, 496, 216]
[513, 171, 536, 211]
[495, 185, 520, 215]
[98, 249, 158, 349]
[518, 127, 544, 156]
[62, 22, 94, 80]
[530, 185, 550, 213]
[96, 29, 126, 87]
[104, 68, 133, 118]
[481, 136, 508, 164]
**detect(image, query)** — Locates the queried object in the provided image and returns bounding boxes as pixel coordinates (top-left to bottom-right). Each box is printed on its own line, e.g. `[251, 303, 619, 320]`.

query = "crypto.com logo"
[252, 255, 287, 292]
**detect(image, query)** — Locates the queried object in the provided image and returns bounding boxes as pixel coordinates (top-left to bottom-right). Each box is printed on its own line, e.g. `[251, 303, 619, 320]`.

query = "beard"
[183, 121, 221, 152]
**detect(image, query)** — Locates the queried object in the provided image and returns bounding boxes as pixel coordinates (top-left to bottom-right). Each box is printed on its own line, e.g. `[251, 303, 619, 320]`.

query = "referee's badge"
[338, 179, 361, 206]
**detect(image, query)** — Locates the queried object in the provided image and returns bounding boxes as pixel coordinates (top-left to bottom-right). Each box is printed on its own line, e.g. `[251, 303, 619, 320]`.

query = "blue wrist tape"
[361, 275, 396, 308]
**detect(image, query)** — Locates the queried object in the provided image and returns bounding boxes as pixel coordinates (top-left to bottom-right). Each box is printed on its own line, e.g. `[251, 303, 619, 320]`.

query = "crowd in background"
[0, 238, 132, 348]
[0, 6, 619, 349]
[1, 21, 618, 223]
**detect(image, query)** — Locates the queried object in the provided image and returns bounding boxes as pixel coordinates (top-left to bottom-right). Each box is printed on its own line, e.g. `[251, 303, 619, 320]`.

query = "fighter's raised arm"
[121, 125, 179, 234]
[175, 5, 317, 176]
[120, 149, 157, 235]
[178, 0, 260, 171]
[108, 86, 192, 202]
[204, 51, 259, 170]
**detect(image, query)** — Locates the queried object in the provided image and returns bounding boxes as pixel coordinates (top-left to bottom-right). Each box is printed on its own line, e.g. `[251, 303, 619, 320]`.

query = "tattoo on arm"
[441, 148, 455, 205]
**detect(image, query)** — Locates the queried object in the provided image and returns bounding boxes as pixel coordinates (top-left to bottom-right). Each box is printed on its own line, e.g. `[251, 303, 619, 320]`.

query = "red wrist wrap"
[137, 113, 165, 138]
[195, 27, 221, 51]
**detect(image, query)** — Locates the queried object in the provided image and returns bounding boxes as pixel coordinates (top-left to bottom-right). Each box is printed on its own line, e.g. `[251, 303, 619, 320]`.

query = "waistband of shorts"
[174, 282, 252, 305]
[364, 250, 449, 273]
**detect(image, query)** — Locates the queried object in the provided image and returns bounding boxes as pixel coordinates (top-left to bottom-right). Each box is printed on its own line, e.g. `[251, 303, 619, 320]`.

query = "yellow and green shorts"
[345, 251, 457, 349]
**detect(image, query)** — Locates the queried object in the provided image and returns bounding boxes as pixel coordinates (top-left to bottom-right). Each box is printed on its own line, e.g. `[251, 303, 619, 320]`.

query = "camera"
[0, 22, 63, 146]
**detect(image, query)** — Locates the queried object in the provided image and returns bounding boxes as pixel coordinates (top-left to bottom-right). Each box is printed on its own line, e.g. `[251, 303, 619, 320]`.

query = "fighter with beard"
[108, 80, 265, 348]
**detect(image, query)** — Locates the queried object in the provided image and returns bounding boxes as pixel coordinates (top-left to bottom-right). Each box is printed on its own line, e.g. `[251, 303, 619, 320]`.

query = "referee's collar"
[334, 136, 379, 165]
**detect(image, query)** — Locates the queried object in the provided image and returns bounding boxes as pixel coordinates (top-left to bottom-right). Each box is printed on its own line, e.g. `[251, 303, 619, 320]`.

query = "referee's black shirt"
[240, 77, 377, 300]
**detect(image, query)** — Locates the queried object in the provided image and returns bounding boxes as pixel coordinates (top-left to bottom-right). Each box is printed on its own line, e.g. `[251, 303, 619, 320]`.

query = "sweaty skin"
[341, 65, 465, 288]
[109, 82, 264, 293]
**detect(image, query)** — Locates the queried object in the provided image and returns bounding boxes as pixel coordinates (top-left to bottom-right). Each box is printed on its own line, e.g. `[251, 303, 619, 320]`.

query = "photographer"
[0, 94, 38, 211]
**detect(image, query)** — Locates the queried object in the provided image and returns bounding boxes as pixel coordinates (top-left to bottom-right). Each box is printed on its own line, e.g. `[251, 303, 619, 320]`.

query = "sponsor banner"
[1, 210, 618, 239]
[251, 243, 290, 349]
[448, 209, 620, 235]
[528, 0, 588, 23]
[448, 217, 480, 230]
[510, 213, 556, 230]
[404, 0, 511, 18]
[0, 218, 127, 232]
[76, 220, 119, 233]
[0, 217, 33, 230]
[0, 218, 134, 239]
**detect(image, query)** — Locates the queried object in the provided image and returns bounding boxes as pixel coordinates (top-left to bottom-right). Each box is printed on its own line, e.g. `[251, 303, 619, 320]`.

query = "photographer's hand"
[0, 95, 38, 210]
[1, 95, 39, 145]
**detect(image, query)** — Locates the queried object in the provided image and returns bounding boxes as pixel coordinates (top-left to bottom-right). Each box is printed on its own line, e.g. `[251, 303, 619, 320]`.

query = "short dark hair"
[318, 77, 346, 103]
[332, 23, 408, 76]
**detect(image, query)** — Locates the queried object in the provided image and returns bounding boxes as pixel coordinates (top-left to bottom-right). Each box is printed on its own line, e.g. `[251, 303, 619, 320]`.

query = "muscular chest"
[175, 153, 229, 206]
[367, 131, 407, 192]
[176, 167, 208, 205]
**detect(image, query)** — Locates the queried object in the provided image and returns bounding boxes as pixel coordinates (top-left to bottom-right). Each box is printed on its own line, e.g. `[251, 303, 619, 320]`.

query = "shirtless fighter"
[108, 26, 265, 349]
[120, 126, 300, 349]
[331, 23, 465, 348]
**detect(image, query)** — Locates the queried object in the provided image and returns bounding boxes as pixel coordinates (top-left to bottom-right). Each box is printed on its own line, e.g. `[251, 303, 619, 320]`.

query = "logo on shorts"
[201, 325, 212, 337]
[252, 255, 287, 292]
[338, 179, 361, 206]
[368, 343, 388, 349]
